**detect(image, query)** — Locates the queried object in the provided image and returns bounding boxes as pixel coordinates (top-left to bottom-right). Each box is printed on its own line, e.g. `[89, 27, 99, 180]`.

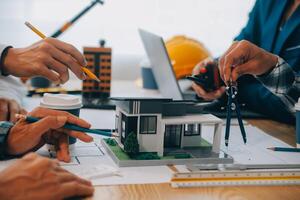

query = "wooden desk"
[87, 120, 300, 200]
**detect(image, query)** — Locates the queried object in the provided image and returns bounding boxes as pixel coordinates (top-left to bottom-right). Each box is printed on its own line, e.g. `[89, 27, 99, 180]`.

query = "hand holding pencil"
[1, 22, 99, 84]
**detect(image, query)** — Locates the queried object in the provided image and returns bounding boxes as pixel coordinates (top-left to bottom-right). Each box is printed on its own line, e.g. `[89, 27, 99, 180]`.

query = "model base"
[102, 139, 233, 167]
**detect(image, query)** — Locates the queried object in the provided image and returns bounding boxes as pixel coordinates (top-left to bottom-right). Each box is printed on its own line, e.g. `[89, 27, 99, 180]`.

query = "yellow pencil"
[24, 21, 100, 82]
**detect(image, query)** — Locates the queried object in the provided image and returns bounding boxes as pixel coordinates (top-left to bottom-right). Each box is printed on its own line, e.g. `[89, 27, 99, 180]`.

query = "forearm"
[256, 57, 299, 114]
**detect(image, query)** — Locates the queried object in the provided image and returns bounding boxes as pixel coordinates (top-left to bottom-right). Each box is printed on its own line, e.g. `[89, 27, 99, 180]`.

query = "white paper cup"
[40, 93, 82, 148]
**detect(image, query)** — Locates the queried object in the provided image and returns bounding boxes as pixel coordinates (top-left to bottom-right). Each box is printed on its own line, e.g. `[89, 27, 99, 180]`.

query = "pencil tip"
[267, 147, 274, 150]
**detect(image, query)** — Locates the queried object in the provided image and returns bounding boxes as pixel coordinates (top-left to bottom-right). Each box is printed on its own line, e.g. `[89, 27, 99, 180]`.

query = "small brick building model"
[82, 46, 112, 99]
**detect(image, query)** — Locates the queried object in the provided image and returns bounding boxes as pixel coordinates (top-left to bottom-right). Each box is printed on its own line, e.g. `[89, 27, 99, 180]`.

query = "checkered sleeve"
[256, 57, 299, 115]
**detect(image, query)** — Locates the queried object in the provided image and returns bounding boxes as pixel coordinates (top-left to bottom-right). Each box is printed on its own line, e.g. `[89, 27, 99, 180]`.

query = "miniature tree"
[124, 132, 139, 157]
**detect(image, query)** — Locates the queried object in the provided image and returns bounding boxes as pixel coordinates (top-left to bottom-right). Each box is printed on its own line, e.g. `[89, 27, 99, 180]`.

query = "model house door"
[121, 114, 138, 144]
[164, 125, 182, 148]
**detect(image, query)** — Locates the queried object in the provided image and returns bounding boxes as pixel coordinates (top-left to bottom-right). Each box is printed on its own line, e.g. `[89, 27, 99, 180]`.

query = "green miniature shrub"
[105, 138, 117, 146]
[134, 152, 160, 160]
[124, 132, 139, 157]
[174, 153, 191, 159]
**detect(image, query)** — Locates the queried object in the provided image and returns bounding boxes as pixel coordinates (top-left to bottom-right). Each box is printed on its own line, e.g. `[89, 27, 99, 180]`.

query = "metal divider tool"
[225, 84, 247, 146]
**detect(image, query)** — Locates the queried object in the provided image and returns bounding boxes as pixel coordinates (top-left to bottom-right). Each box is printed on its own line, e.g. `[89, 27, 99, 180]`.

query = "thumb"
[30, 116, 68, 137]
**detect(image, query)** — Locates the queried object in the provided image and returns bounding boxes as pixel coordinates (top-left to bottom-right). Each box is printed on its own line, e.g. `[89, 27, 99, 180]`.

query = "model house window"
[184, 124, 201, 136]
[115, 115, 119, 133]
[121, 120, 126, 138]
[140, 116, 157, 134]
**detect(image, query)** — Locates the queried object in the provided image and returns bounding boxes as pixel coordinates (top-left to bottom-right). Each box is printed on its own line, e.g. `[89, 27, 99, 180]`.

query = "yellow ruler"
[171, 170, 300, 187]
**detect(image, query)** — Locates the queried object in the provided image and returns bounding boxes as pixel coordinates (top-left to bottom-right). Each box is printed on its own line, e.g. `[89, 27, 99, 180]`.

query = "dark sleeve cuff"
[0, 46, 13, 76]
[0, 121, 13, 160]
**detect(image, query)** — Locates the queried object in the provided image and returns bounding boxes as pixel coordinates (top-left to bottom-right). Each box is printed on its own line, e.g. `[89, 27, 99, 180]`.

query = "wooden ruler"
[171, 170, 300, 187]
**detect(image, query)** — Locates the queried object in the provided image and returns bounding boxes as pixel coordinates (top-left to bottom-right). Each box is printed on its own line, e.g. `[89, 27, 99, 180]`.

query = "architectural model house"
[112, 98, 223, 157]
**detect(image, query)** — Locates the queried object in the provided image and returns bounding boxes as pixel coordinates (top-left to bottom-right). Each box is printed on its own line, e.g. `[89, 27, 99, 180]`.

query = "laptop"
[138, 29, 267, 119]
[139, 29, 198, 101]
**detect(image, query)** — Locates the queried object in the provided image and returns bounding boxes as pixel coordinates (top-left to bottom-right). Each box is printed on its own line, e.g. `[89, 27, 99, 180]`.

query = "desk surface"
[26, 81, 299, 200]
[86, 120, 299, 200]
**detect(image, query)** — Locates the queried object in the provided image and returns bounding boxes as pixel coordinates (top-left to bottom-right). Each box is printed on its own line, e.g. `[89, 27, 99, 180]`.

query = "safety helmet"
[165, 35, 211, 79]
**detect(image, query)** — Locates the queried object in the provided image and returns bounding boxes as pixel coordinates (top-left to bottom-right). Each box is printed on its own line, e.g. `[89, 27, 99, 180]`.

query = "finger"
[45, 57, 69, 84]
[223, 46, 245, 84]
[8, 100, 20, 122]
[0, 100, 8, 121]
[231, 61, 253, 82]
[192, 83, 207, 97]
[212, 86, 226, 99]
[51, 49, 85, 81]
[56, 134, 70, 163]
[28, 116, 68, 138]
[46, 38, 86, 66]
[20, 108, 28, 115]
[38, 66, 60, 83]
[58, 182, 94, 199]
[67, 130, 93, 143]
[55, 168, 92, 186]
[45, 38, 86, 78]
[219, 41, 239, 82]
[31, 107, 91, 128]
[49, 129, 93, 143]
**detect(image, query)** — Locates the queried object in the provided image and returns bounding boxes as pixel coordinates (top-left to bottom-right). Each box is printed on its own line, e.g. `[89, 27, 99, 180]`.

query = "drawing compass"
[224, 83, 247, 146]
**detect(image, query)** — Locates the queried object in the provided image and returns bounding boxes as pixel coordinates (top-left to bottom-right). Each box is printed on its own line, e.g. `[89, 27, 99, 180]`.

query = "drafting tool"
[51, 0, 103, 38]
[268, 147, 300, 153]
[171, 170, 300, 187]
[24, 21, 100, 82]
[17, 115, 117, 137]
[224, 84, 246, 146]
[186, 163, 300, 171]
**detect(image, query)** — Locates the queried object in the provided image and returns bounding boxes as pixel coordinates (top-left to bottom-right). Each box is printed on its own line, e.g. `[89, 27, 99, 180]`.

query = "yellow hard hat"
[165, 35, 211, 79]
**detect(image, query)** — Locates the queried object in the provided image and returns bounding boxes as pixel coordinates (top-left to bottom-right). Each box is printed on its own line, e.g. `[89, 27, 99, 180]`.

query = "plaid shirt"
[257, 57, 300, 115]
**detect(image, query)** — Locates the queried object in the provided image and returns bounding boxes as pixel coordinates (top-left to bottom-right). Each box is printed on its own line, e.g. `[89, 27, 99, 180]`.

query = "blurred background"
[0, 0, 255, 80]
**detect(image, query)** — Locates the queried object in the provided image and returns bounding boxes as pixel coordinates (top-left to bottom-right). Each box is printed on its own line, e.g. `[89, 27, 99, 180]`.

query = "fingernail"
[57, 116, 67, 125]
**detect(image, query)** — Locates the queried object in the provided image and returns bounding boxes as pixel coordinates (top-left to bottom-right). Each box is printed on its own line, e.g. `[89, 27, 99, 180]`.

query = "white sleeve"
[0, 76, 26, 105]
[0, 45, 7, 55]
[0, 44, 26, 105]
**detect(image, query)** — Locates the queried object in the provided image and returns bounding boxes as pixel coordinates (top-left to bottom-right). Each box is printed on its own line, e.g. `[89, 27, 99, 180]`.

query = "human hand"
[0, 98, 27, 122]
[219, 40, 278, 84]
[192, 58, 226, 101]
[3, 38, 87, 84]
[0, 153, 94, 200]
[6, 107, 93, 162]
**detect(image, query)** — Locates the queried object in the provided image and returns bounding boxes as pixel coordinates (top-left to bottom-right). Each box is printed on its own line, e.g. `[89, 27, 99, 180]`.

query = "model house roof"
[111, 97, 205, 116]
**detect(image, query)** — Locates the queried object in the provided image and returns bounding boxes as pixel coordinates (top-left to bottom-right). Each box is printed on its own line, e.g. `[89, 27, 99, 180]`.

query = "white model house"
[112, 98, 223, 157]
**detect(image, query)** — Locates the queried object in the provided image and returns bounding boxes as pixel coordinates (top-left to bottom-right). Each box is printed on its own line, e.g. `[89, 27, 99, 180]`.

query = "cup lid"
[295, 98, 300, 111]
[40, 93, 82, 110]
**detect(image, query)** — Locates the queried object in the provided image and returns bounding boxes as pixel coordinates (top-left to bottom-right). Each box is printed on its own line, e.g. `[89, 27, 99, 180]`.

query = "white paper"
[201, 124, 300, 165]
